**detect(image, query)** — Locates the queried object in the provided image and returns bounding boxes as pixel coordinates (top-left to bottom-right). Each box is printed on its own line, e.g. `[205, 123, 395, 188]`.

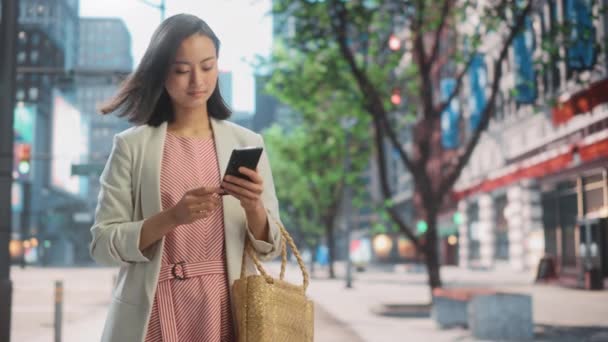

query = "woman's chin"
[176, 99, 208, 110]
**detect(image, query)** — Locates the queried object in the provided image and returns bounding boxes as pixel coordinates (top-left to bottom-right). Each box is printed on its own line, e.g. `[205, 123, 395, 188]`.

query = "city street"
[2, 1, 608, 342]
[9, 262, 608, 341]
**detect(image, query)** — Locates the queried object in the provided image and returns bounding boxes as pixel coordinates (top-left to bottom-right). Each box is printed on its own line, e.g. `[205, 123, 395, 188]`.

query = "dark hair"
[100, 14, 231, 126]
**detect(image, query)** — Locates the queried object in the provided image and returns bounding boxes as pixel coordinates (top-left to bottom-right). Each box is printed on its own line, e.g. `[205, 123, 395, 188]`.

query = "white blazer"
[89, 118, 282, 342]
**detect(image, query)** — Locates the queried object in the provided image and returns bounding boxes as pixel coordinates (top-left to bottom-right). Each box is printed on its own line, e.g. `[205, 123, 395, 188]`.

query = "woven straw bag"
[233, 215, 314, 342]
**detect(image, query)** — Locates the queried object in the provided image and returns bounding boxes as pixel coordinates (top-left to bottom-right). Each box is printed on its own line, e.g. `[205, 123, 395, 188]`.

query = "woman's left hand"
[221, 167, 264, 212]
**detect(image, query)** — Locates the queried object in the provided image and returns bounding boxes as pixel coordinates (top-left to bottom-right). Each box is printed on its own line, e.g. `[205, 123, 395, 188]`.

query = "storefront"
[541, 165, 608, 288]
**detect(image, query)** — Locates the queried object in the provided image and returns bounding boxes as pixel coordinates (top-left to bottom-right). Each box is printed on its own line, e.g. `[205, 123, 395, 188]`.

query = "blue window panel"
[468, 54, 487, 131]
[440, 78, 460, 149]
[565, 0, 597, 70]
[513, 16, 537, 104]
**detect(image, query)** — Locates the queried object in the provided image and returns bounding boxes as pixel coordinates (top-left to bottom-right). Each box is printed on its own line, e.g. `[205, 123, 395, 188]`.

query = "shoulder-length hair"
[100, 14, 231, 126]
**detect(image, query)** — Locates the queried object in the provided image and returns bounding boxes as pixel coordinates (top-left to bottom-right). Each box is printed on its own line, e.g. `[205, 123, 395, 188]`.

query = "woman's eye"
[175, 69, 189, 74]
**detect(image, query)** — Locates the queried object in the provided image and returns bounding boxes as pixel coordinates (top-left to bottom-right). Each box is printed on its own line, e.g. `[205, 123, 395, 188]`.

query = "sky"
[79, 0, 274, 113]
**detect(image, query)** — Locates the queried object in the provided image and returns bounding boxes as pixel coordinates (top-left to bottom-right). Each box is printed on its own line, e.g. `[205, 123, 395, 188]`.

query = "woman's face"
[165, 34, 218, 111]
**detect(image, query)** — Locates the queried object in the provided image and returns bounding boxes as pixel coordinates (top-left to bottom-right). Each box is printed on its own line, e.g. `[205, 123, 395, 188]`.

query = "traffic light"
[391, 88, 402, 106]
[16, 143, 31, 175]
[453, 212, 464, 225]
[416, 220, 428, 234]
[388, 34, 401, 51]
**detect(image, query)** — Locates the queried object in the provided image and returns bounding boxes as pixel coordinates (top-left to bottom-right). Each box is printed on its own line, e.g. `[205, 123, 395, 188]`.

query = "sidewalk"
[269, 261, 608, 341]
[9, 265, 360, 342]
[10, 263, 608, 341]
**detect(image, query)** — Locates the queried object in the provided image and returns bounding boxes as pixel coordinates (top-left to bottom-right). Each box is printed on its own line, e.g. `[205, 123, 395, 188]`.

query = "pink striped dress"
[145, 131, 234, 342]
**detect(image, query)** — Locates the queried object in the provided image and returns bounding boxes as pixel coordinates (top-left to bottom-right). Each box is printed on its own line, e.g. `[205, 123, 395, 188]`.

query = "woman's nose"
[190, 68, 205, 87]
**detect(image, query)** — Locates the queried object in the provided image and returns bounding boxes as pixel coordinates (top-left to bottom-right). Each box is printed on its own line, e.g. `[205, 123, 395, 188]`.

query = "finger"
[189, 204, 210, 214]
[190, 198, 220, 211]
[221, 180, 260, 198]
[191, 212, 208, 221]
[223, 176, 263, 194]
[188, 186, 223, 196]
[221, 181, 259, 200]
[238, 167, 263, 184]
[189, 193, 222, 204]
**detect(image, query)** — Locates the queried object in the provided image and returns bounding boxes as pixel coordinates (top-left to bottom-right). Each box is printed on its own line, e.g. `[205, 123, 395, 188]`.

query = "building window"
[583, 173, 605, 215]
[468, 54, 487, 130]
[16, 89, 25, 101]
[31, 33, 40, 45]
[494, 195, 509, 260]
[17, 51, 26, 64]
[27, 3, 36, 17]
[36, 4, 46, 17]
[440, 78, 460, 149]
[468, 201, 480, 260]
[584, 187, 604, 214]
[559, 191, 578, 267]
[28, 87, 38, 101]
[564, 0, 597, 70]
[30, 50, 39, 64]
[513, 15, 538, 104]
[542, 194, 558, 255]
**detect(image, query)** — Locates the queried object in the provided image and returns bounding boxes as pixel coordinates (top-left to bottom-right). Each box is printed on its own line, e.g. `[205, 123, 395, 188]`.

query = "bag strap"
[240, 210, 310, 292]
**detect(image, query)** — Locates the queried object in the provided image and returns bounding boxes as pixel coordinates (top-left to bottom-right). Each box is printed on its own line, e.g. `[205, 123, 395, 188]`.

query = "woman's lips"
[188, 90, 207, 98]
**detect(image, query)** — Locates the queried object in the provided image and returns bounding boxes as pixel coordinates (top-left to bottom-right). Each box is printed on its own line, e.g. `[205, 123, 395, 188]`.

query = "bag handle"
[240, 210, 310, 292]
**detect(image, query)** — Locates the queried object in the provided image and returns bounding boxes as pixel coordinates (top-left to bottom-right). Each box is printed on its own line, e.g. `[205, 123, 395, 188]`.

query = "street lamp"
[138, 0, 167, 21]
[341, 117, 357, 289]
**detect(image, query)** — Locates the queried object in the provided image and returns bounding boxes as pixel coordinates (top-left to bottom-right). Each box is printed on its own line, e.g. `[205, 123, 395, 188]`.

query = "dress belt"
[156, 260, 225, 341]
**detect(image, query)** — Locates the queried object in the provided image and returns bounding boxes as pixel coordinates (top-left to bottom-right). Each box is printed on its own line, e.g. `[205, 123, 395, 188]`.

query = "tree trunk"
[424, 212, 442, 294]
[325, 223, 336, 279]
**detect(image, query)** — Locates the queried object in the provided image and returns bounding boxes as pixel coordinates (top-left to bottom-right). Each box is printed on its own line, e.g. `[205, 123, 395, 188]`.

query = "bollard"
[54, 280, 63, 342]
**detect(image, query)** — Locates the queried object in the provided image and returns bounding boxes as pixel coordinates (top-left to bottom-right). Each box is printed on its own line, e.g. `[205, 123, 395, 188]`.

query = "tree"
[261, 44, 371, 278]
[271, 0, 603, 291]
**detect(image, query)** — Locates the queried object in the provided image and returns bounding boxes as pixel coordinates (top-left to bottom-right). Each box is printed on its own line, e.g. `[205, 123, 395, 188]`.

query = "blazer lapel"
[210, 118, 233, 179]
[211, 118, 247, 284]
[140, 122, 166, 219]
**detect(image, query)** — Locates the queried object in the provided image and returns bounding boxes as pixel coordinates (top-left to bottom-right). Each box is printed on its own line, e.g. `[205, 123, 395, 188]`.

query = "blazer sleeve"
[89, 135, 151, 267]
[244, 134, 283, 261]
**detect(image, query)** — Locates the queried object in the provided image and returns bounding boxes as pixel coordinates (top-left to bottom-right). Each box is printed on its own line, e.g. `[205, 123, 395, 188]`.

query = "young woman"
[90, 14, 282, 342]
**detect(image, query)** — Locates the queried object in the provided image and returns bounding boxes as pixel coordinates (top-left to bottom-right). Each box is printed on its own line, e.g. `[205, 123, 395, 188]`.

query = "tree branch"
[379, 114, 416, 173]
[372, 115, 420, 247]
[428, 0, 453, 65]
[411, 6, 436, 119]
[327, 0, 419, 178]
[439, 0, 534, 195]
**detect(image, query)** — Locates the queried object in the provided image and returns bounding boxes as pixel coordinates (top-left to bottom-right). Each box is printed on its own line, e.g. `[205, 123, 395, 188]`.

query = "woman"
[90, 14, 282, 342]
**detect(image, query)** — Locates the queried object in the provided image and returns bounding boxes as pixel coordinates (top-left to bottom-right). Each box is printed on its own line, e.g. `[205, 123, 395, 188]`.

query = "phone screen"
[222, 147, 263, 193]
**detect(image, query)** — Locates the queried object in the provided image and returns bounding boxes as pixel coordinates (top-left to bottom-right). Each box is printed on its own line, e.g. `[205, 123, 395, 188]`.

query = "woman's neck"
[168, 106, 212, 137]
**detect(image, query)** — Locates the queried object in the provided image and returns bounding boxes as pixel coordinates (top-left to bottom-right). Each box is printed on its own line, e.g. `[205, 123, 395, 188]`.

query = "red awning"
[580, 137, 608, 162]
[553, 78, 608, 125]
[454, 137, 608, 201]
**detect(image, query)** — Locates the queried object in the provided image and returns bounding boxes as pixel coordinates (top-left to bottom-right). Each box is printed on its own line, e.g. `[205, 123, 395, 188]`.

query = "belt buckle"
[171, 261, 187, 280]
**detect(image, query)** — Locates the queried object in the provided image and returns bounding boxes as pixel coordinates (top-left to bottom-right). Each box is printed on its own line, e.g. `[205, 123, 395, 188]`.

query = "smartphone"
[223, 146, 263, 183]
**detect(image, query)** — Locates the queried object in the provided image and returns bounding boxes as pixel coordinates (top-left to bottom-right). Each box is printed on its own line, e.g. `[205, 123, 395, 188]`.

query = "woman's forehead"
[174, 34, 216, 61]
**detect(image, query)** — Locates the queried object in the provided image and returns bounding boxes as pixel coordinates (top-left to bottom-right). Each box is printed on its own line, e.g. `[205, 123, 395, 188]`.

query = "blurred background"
[1, 0, 608, 341]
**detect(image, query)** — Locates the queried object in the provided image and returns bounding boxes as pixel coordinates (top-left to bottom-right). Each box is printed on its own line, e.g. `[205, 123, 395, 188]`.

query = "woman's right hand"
[169, 186, 222, 226]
